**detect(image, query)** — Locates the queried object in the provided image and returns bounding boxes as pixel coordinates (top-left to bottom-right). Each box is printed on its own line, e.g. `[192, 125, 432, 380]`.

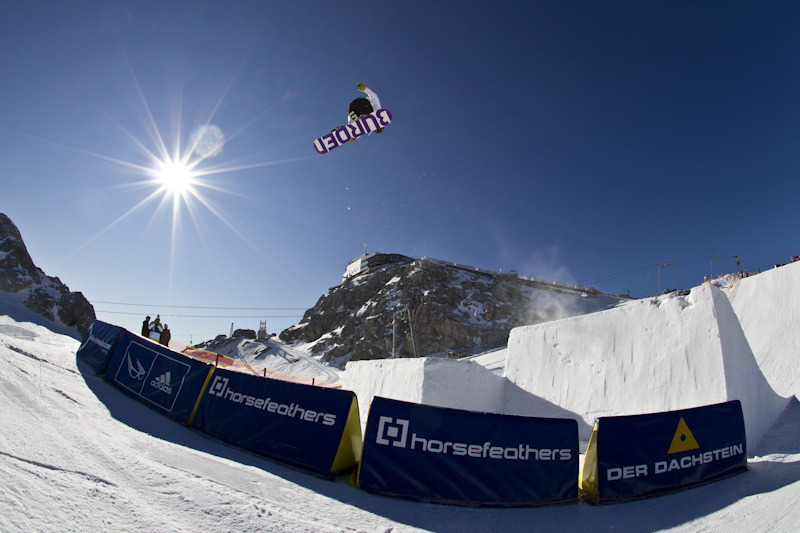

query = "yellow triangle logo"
[668, 417, 700, 454]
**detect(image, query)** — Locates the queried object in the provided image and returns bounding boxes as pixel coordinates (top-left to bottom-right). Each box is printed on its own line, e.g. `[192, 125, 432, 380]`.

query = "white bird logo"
[127, 354, 146, 380]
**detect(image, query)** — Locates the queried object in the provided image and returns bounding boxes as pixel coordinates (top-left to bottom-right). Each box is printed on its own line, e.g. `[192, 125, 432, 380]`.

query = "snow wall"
[727, 260, 800, 397]
[506, 282, 788, 446]
[345, 277, 795, 451]
[342, 358, 505, 432]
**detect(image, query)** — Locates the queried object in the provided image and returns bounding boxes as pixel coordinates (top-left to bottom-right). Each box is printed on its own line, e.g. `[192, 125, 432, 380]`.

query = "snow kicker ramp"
[726, 261, 800, 398]
[343, 358, 506, 433]
[505, 282, 789, 447]
[343, 357, 592, 436]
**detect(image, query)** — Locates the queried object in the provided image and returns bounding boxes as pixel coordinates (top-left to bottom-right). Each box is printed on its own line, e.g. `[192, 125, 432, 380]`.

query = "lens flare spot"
[191, 124, 225, 158]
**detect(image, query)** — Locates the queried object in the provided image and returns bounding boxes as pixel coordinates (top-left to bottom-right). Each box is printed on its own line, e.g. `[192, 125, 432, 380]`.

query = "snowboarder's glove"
[357, 83, 366, 91]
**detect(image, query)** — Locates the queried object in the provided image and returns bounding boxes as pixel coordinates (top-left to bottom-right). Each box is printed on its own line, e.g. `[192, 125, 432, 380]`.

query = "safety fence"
[176, 344, 339, 388]
[77, 320, 748, 506]
[77, 321, 359, 477]
[579, 401, 747, 502]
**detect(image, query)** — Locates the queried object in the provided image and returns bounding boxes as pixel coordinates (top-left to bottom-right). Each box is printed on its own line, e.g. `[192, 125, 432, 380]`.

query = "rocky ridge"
[0, 213, 95, 338]
[280, 257, 629, 367]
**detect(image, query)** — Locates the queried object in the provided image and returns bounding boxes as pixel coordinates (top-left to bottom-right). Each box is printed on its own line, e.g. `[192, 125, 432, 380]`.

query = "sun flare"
[154, 159, 196, 194]
[62, 63, 315, 269]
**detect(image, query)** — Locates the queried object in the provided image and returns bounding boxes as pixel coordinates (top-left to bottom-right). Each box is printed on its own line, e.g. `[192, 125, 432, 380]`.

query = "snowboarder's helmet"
[348, 97, 373, 118]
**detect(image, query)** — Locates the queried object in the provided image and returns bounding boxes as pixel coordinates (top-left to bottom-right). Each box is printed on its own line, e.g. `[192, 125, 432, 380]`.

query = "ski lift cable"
[92, 300, 307, 310]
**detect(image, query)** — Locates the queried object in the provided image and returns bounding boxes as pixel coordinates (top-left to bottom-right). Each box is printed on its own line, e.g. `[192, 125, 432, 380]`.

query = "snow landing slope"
[727, 260, 800, 397]
[505, 282, 789, 447]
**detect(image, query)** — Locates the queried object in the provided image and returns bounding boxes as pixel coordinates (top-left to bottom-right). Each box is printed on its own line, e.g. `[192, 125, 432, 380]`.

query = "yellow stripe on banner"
[579, 422, 599, 502]
[187, 365, 216, 427]
[348, 461, 361, 489]
[330, 396, 363, 476]
[349, 399, 373, 489]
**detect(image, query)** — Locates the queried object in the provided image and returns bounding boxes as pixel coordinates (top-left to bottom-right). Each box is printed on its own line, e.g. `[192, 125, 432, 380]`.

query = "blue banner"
[596, 400, 747, 502]
[105, 331, 213, 424]
[192, 368, 359, 476]
[357, 397, 579, 507]
[75, 320, 126, 373]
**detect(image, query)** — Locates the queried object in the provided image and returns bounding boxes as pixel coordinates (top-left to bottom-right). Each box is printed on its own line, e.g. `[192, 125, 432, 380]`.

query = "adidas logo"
[150, 372, 173, 394]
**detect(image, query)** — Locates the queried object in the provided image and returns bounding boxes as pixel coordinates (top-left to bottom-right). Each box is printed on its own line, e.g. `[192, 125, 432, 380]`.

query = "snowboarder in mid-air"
[338, 83, 384, 136]
[314, 83, 391, 154]
[347, 83, 384, 133]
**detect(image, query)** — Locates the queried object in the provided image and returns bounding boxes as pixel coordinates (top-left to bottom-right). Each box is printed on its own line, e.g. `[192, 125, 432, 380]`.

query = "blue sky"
[2, 1, 799, 343]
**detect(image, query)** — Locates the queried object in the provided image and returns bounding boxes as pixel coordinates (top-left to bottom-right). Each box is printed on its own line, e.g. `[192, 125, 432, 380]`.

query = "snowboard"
[314, 108, 392, 154]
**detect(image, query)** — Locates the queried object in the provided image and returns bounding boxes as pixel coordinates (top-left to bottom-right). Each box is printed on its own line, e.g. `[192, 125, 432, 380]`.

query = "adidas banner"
[356, 397, 579, 507]
[192, 368, 361, 477]
[593, 400, 747, 502]
[105, 331, 214, 424]
[75, 320, 126, 373]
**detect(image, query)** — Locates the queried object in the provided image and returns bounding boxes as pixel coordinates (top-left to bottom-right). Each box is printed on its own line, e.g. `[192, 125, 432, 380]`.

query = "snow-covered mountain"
[0, 213, 94, 339]
[279, 256, 630, 367]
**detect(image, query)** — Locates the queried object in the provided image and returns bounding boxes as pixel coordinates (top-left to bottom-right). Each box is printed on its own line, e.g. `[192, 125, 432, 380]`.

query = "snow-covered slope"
[1, 312, 799, 531]
[199, 335, 342, 384]
[506, 282, 789, 446]
[727, 261, 800, 397]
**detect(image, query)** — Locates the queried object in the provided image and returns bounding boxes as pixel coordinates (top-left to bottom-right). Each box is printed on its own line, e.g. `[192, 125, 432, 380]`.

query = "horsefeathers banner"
[191, 367, 362, 477]
[355, 396, 579, 507]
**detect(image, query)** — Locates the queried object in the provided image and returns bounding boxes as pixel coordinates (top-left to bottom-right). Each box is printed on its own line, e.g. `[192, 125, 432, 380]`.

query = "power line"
[577, 255, 739, 287]
[577, 264, 654, 285]
[96, 310, 303, 318]
[92, 300, 306, 310]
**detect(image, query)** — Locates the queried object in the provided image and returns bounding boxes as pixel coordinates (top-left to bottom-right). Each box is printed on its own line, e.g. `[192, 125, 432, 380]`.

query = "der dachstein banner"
[584, 400, 747, 502]
[192, 367, 361, 477]
[355, 396, 579, 506]
[105, 331, 213, 424]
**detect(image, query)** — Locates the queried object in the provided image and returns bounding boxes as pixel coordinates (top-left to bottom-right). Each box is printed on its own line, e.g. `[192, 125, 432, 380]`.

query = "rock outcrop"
[280, 257, 628, 367]
[0, 213, 95, 338]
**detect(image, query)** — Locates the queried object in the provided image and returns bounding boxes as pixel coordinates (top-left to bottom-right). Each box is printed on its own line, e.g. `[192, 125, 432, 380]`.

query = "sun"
[154, 159, 196, 194]
[58, 64, 315, 269]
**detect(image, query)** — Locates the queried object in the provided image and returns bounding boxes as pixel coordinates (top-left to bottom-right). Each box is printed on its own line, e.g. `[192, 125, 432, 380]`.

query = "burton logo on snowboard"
[314, 108, 392, 154]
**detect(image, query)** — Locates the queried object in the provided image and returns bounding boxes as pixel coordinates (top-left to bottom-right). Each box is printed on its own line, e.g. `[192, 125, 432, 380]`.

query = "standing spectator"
[148, 315, 163, 341]
[141, 316, 150, 337]
[159, 324, 171, 347]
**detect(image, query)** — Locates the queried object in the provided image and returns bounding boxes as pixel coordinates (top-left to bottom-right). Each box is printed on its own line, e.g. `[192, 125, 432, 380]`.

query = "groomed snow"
[504, 282, 789, 447]
[727, 261, 800, 397]
[1, 264, 799, 531]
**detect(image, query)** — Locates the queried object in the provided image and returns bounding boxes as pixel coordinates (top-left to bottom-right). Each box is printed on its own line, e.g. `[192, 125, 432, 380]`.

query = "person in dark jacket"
[142, 316, 150, 337]
[159, 324, 171, 347]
